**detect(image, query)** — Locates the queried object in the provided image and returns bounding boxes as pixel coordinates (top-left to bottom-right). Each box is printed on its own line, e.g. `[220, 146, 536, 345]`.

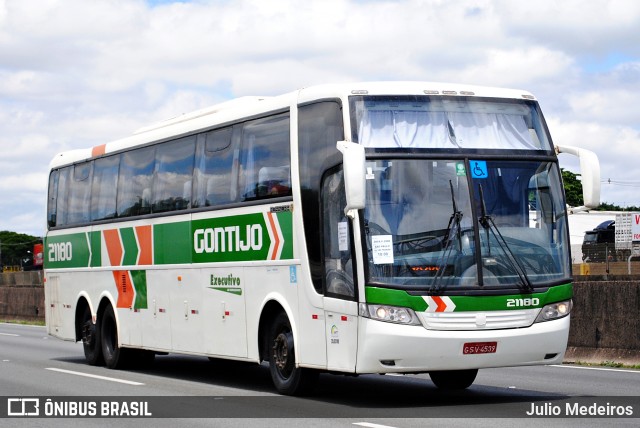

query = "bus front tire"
[268, 312, 318, 395]
[429, 369, 478, 390]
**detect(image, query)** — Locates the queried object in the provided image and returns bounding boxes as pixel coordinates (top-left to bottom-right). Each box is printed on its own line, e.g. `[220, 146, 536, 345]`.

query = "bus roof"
[49, 81, 536, 170]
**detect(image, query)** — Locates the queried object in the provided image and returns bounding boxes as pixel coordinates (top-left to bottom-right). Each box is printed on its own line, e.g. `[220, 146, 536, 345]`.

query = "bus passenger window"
[91, 155, 119, 221]
[239, 113, 291, 201]
[54, 167, 71, 227]
[47, 170, 60, 228]
[67, 162, 93, 225]
[117, 147, 155, 217]
[193, 127, 235, 208]
[152, 136, 195, 213]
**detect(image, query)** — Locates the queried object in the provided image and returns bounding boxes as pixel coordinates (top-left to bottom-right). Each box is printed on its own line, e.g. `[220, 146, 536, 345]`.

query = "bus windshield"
[351, 95, 552, 151]
[352, 95, 569, 291]
[362, 158, 570, 291]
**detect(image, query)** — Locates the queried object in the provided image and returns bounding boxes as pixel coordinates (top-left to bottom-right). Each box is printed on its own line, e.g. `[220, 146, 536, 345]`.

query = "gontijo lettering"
[194, 224, 263, 254]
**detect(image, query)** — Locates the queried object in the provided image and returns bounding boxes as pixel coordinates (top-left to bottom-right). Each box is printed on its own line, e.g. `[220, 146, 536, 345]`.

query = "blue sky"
[0, 0, 639, 236]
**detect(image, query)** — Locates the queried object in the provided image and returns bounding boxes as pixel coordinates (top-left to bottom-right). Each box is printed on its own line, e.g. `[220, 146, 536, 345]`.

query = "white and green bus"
[45, 82, 600, 394]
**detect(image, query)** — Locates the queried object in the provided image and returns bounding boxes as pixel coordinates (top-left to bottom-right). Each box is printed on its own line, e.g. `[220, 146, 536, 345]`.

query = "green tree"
[561, 169, 583, 207]
[0, 231, 42, 268]
[594, 202, 640, 211]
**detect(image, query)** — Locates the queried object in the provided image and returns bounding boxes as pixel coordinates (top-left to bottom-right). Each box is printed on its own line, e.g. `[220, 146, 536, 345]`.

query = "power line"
[0, 239, 42, 247]
[602, 179, 640, 188]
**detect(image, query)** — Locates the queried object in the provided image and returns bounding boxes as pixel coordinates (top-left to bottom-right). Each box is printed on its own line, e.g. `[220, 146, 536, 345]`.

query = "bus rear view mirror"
[337, 141, 366, 215]
[555, 145, 601, 212]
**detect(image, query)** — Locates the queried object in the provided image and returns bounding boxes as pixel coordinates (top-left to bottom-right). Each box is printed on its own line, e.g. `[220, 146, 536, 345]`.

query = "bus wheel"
[429, 369, 478, 390]
[268, 312, 318, 395]
[81, 306, 104, 366]
[100, 304, 132, 369]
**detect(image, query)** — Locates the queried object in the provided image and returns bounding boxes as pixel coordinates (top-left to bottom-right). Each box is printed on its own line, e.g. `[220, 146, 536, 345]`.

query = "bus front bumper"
[355, 315, 570, 373]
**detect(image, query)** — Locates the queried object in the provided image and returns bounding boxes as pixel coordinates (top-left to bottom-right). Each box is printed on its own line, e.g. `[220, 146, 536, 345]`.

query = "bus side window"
[152, 136, 195, 213]
[298, 101, 345, 294]
[117, 146, 155, 218]
[54, 167, 71, 227]
[91, 155, 120, 221]
[47, 170, 60, 228]
[239, 113, 291, 201]
[67, 161, 93, 225]
[193, 126, 235, 208]
[322, 169, 355, 299]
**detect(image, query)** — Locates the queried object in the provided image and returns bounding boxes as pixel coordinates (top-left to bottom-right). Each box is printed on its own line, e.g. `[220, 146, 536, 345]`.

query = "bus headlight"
[359, 303, 421, 325]
[535, 299, 572, 323]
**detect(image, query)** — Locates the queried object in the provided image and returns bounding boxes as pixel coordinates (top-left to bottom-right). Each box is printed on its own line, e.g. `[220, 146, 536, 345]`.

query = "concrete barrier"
[572, 261, 640, 276]
[0, 272, 45, 322]
[565, 275, 640, 365]
[0, 271, 43, 287]
[1, 271, 639, 364]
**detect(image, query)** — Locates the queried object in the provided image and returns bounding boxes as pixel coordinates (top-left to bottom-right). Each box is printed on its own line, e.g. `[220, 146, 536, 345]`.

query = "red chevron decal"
[135, 225, 153, 265]
[431, 296, 448, 312]
[113, 270, 134, 309]
[103, 229, 123, 266]
[266, 212, 281, 260]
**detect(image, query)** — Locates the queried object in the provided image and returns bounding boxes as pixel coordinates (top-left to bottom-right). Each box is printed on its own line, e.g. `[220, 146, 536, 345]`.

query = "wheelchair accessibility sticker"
[470, 160, 488, 178]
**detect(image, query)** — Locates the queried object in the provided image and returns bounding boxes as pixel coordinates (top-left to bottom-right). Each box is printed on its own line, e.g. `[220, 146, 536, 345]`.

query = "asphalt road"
[1, 322, 639, 427]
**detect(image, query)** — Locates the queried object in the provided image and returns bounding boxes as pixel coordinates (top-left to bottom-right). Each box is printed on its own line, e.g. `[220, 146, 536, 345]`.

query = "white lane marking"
[0, 332, 20, 337]
[550, 364, 640, 374]
[45, 368, 145, 385]
[353, 423, 399, 428]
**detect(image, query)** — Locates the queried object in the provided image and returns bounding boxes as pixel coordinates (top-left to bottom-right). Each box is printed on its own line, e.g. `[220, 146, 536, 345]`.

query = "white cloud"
[494, 0, 640, 56]
[455, 47, 577, 88]
[0, 172, 48, 194]
[568, 89, 640, 127]
[549, 117, 640, 205]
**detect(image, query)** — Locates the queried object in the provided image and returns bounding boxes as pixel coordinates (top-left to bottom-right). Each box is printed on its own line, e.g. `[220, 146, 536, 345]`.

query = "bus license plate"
[463, 342, 497, 355]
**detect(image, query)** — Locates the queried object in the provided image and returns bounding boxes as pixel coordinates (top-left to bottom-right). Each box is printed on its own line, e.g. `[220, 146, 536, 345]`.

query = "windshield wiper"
[431, 181, 463, 292]
[477, 184, 533, 292]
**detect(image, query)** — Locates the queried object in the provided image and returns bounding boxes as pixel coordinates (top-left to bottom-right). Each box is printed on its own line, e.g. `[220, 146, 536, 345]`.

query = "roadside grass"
[568, 360, 640, 370]
[0, 318, 45, 327]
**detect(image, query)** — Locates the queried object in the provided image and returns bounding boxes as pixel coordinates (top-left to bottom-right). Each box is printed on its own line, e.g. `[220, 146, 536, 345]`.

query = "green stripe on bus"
[90, 231, 102, 267]
[45, 210, 294, 267]
[192, 213, 276, 263]
[44, 233, 91, 269]
[121, 227, 138, 266]
[153, 221, 192, 265]
[276, 211, 293, 260]
[365, 283, 573, 312]
[131, 270, 148, 310]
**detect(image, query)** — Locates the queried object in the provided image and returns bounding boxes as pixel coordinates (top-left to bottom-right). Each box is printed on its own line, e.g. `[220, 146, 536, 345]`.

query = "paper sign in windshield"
[372, 235, 394, 264]
[338, 222, 349, 251]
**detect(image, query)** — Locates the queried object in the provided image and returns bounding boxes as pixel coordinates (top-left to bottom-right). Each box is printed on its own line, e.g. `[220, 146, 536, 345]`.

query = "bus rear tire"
[101, 304, 133, 369]
[81, 306, 104, 366]
[268, 312, 318, 395]
[429, 369, 478, 390]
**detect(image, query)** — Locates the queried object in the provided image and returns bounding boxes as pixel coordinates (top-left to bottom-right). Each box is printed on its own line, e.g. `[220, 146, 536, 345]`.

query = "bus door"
[322, 170, 359, 372]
